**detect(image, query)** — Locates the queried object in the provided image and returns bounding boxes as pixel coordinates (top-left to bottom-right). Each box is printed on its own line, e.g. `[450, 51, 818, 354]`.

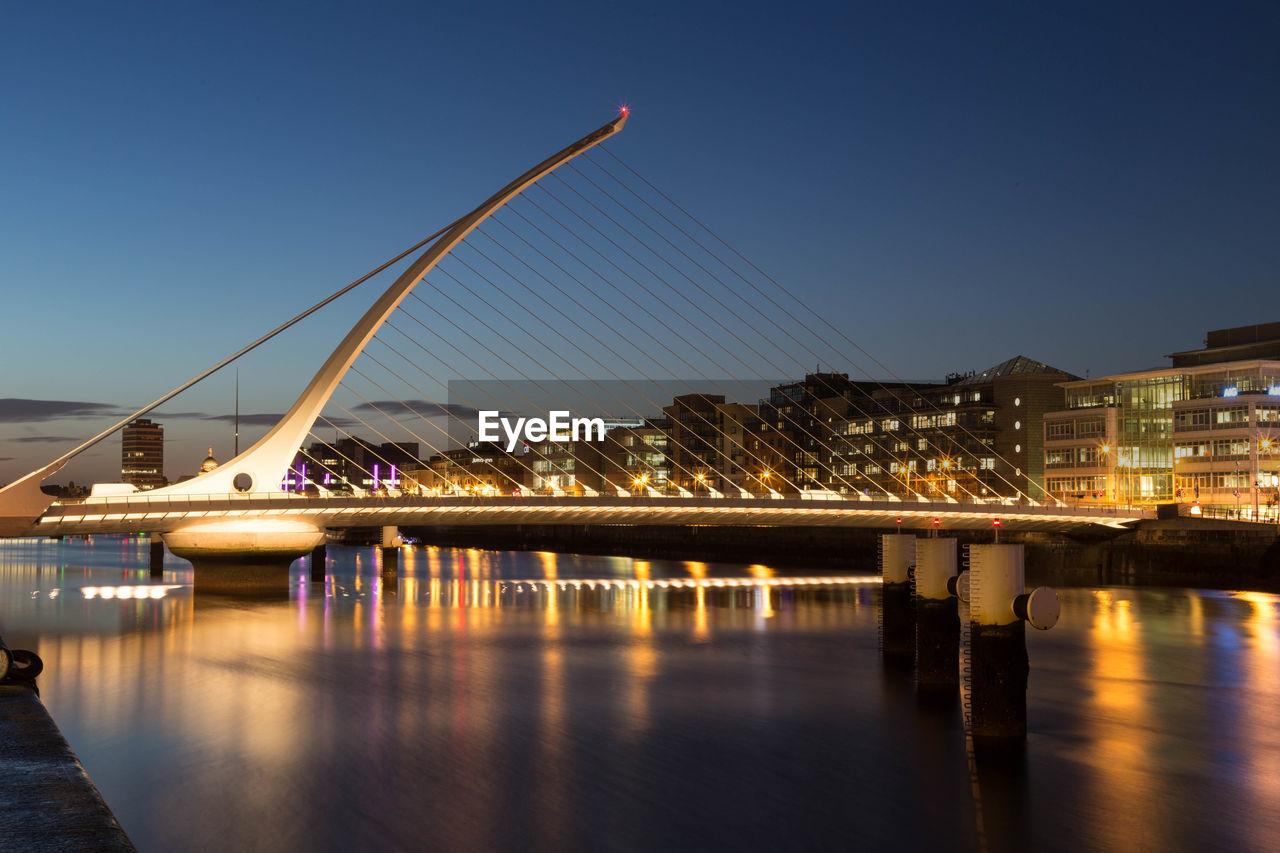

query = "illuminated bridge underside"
[34, 495, 1147, 537]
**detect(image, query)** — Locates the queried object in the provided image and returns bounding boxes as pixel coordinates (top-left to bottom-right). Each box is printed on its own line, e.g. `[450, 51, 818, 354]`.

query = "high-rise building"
[121, 418, 165, 490]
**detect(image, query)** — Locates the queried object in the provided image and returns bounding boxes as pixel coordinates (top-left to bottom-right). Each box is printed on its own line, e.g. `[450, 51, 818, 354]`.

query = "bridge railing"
[46, 489, 1151, 519]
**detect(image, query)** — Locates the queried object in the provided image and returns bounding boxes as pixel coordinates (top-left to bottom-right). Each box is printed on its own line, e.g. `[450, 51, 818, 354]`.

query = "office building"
[121, 418, 165, 490]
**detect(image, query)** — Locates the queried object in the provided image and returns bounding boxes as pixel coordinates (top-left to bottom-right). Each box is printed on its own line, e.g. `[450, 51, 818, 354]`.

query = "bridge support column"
[966, 544, 1061, 746]
[309, 544, 326, 583]
[879, 533, 915, 670]
[162, 518, 324, 597]
[914, 537, 959, 697]
[379, 527, 399, 590]
[149, 533, 164, 577]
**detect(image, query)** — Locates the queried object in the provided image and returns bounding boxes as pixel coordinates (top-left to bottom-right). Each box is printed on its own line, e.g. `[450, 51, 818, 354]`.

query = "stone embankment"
[0, 682, 134, 852]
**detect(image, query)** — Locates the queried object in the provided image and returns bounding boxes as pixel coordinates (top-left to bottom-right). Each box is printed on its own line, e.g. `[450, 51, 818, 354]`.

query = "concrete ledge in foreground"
[0, 683, 134, 851]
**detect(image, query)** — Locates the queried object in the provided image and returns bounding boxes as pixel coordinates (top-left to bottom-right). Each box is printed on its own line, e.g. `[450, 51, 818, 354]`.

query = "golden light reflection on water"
[1237, 591, 1280, 813]
[1085, 588, 1156, 840]
[7, 539, 1280, 851]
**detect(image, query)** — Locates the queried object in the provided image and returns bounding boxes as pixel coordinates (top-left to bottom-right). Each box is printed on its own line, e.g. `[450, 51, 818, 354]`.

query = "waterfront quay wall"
[400, 519, 1280, 591]
[0, 683, 135, 851]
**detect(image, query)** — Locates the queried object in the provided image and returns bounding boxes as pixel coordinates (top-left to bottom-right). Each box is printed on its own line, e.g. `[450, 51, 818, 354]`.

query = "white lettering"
[501, 417, 526, 453]
[481, 410, 609, 452]
[525, 418, 548, 443]
[478, 411, 500, 442]
[549, 410, 571, 441]
[573, 417, 605, 442]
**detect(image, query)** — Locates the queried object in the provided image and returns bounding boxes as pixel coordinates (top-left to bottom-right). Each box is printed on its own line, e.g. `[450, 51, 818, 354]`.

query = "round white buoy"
[1015, 587, 1061, 630]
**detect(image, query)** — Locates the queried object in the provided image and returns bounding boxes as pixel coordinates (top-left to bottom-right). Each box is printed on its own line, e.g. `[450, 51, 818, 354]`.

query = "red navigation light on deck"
[932, 518, 940, 527]
[896, 517, 903, 525]
[993, 518, 1002, 527]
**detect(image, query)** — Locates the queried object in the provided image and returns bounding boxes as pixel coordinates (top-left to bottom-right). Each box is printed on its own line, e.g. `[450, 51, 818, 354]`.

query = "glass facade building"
[1046, 358, 1280, 513]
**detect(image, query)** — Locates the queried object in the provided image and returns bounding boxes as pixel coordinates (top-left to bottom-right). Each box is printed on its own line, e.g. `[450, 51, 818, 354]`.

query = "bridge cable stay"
[512, 185, 942, 501]
[443, 213, 855, 498]
[538, 173, 959, 501]
[300, 418, 411, 493]
[364, 321, 638, 492]
[429, 251, 803, 493]
[377, 308, 710, 497]
[326, 266, 686, 496]
[457, 227, 865, 499]
[376, 286, 688, 493]
[413, 267, 722, 490]
[323, 306, 633, 497]
[328, 186, 824, 497]
[508, 191, 927, 500]
[568, 149, 1026, 503]
[584, 154, 1041, 506]
[580, 148, 1027, 502]
[465, 218, 834, 495]
[347, 349, 548, 492]
[563, 158, 1001, 502]
[292, 364, 472, 494]
[328, 391, 471, 489]
[355, 263, 768, 495]
[542, 165, 1011, 505]
[488, 202, 938, 502]
[487, 199, 883, 499]
[594, 147, 1046, 504]
[342, 362, 628, 494]
[375, 309, 669, 495]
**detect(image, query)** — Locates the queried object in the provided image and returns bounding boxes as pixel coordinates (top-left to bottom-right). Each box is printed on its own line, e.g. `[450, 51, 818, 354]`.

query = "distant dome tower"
[199, 447, 219, 475]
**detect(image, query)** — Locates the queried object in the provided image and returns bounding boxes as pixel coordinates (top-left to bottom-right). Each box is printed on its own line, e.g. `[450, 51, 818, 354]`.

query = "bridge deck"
[32, 494, 1148, 536]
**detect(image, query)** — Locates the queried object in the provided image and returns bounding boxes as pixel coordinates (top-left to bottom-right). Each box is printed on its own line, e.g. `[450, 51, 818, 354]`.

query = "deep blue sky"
[2, 1, 1278, 483]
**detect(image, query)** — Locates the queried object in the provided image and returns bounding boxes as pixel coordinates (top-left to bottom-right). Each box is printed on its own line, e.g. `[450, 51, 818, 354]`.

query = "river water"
[1, 535, 1278, 852]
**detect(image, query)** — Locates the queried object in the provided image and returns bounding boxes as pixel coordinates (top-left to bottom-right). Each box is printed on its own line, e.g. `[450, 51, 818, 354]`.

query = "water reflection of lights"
[83, 585, 183, 600]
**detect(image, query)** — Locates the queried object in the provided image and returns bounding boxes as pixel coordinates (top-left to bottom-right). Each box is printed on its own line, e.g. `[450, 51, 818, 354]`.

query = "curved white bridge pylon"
[150, 112, 627, 498]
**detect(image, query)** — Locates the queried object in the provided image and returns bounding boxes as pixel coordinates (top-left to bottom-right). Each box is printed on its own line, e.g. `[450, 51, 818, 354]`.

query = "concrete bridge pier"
[161, 517, 324, 596]
[913, 537, 959, 698]
[966, 544, 1061, 746]
[879, 533, 915, 670]
[149, 533, 164, 577]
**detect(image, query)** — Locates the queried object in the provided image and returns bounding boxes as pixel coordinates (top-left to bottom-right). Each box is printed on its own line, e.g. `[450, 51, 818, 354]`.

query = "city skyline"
[3, 2, 1278, 485]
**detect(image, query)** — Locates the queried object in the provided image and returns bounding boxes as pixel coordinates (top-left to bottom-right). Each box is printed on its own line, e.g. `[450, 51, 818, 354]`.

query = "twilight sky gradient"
[2, 1, 1278, 484]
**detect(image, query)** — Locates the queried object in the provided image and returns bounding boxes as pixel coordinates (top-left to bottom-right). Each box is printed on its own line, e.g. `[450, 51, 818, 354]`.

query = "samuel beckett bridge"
[0, 111, 1149, 566]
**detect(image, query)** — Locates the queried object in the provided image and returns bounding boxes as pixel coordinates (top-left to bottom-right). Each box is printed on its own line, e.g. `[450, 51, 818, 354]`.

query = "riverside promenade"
[0, 683, 134, 851]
